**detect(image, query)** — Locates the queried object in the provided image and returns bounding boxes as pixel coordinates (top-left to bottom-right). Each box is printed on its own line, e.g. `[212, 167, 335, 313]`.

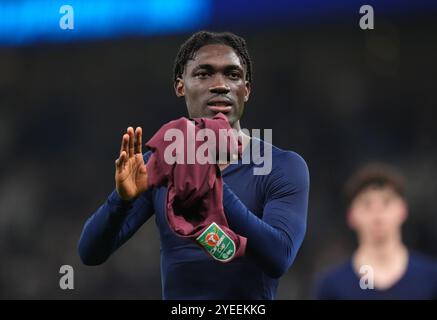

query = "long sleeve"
[222, 151, 309, 278]
[78, 189, 154, 265]
[78, 153, 155, 266]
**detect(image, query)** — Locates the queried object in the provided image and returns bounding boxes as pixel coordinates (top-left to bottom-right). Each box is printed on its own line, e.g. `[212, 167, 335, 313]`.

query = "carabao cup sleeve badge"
[196, 222, 236, 262]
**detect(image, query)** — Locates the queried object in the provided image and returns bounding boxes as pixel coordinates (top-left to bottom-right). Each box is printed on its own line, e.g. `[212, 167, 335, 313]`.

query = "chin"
[370, 230, 390, 243]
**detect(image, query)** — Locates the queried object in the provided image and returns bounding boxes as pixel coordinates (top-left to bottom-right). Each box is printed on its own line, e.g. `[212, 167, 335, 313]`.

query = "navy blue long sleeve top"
[314, 251, 437, 300]
[78, 139, 309, 299]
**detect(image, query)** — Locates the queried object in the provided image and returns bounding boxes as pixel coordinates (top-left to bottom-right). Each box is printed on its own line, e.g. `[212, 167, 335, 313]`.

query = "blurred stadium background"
[0, 0, 436, 299]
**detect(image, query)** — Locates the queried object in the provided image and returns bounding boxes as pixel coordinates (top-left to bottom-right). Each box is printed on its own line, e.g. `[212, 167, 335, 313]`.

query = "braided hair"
[173, 31, 253, 83]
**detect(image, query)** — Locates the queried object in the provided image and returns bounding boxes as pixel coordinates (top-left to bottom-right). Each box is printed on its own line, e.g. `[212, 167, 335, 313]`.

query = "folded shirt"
[145, 113, 247, 262]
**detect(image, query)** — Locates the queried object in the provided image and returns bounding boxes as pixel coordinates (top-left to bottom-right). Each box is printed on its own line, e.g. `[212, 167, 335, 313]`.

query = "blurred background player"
[315, 163, 437, 299]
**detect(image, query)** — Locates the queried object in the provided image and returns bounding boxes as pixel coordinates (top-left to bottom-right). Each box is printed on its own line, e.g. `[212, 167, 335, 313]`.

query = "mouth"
[207, 99, 233, 113]
[208, 105, 233, 113]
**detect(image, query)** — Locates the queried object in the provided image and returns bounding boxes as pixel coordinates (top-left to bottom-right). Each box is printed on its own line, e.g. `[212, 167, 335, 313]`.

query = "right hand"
[115, 126, 149, 200]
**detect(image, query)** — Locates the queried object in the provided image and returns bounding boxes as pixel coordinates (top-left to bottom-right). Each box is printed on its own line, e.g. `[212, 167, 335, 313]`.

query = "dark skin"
[174, 44, 251, 129]
[115, 44, 251, 200]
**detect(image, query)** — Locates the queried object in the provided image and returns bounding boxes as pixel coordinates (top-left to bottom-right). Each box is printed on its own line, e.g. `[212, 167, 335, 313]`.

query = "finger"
[134, 127, 142, 154]
[120, 133, 129, 155]
[140, 163, 148, 175]
[127, 127, 134, 157]
[115, 151, 127, 169]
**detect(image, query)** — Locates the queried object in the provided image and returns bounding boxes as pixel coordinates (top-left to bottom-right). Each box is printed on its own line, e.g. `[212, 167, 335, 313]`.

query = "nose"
[209, 75, 230, 94]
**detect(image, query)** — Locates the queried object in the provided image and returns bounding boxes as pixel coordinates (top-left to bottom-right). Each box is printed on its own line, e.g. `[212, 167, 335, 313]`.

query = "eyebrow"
[191, 64, 244, 74]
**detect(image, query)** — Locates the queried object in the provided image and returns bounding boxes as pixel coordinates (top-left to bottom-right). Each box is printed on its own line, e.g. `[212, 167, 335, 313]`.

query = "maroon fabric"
[145, 113, 247, 262]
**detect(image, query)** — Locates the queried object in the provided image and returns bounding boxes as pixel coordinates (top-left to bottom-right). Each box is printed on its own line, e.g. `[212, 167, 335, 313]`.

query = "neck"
[231, 120, 251, 151]
[232, 120, 241, 131]
[218, 120, 250, 171]
[353, 233, 409, 290]
[355, 233, 406, 265]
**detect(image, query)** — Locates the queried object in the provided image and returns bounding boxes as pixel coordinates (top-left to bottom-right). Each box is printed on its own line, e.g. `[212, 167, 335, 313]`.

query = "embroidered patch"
[196, 222, 236, 262]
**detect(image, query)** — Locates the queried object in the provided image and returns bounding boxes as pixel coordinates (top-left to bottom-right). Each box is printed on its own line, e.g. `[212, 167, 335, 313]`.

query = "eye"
[362, 199, 371, 209]
[195, 71, 210, 79]
[228, 71, 242, 80]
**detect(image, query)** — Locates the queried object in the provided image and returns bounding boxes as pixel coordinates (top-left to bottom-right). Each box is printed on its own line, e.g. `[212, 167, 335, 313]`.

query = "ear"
[244, 81, 251, 102]
[174, 77, 185, 97]
[346, 208, 356, 230]
[399, 199, 409, 224]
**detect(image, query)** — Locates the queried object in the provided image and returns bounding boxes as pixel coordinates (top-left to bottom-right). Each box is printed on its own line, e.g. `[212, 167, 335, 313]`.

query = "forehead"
[185, 44, 243, 70]
[355, 186, 399, 201]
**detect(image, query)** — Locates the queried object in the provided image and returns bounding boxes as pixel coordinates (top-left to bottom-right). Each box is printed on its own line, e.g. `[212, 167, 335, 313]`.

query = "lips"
[207, 99, 232, 106]
[207, 98, 233, 113]
[208, 105, 233, 113]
